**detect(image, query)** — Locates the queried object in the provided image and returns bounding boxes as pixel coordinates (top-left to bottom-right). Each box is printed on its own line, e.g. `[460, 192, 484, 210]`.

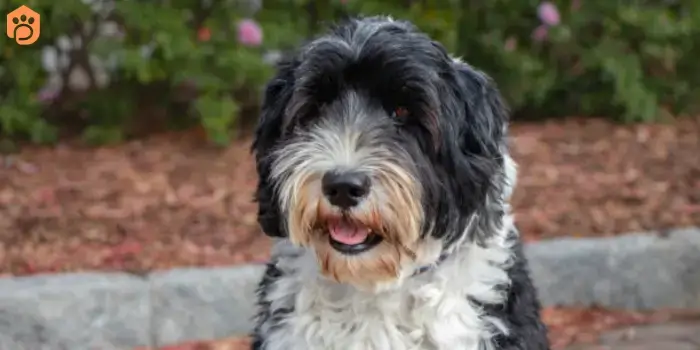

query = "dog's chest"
[264, 274, 490, 350]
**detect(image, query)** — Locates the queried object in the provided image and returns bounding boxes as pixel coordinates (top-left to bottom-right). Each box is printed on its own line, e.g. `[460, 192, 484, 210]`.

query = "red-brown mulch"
[0, 129, 269, 277]
[1, 116, 698, 276]
[510, 116, 700, 242]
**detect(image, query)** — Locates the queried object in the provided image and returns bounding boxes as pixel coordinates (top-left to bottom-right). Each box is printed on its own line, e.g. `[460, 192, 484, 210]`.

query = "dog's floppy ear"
[251, 57, 298, 238]
[446, 61, 509, 210]
[452, 62, 508, 160]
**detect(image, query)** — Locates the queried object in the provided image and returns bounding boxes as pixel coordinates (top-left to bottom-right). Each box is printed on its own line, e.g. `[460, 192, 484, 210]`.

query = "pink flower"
[537, 2, 560, 26]
[37, 86, 60, 103]
[532, 25, 549, 42]
[504, 37, 518, 52]
[237, 19, 263, 47]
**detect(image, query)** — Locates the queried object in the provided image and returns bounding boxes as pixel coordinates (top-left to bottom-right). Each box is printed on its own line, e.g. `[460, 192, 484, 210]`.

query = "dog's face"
[253, 17, 509, 290]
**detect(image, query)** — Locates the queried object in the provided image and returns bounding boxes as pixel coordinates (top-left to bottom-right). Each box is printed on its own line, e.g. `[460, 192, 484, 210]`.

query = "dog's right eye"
[391, 106, 409, 118]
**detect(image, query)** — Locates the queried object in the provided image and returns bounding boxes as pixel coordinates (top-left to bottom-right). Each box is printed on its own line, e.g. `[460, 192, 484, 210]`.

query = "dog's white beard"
[257, 214, 516, 350]
[269, 92, 429, 290]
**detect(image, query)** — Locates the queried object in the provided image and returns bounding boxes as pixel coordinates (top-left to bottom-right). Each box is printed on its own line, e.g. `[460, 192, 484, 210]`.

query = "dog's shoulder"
[478, 228, 550, 350]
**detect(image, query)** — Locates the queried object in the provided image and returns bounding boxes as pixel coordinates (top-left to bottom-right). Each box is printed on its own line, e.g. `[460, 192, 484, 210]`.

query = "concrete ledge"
[0, 273, 151, 350]
[526, 227, 700, 309]
[0, 227, 698, 349]
[150, 264, 262, 346]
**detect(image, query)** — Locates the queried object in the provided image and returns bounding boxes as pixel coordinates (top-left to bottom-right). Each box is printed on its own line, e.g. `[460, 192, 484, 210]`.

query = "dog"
[249, 16, 550, 350]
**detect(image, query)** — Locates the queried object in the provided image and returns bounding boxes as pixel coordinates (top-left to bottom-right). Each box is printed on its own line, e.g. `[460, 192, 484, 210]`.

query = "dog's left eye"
[392, 107, 409, 118]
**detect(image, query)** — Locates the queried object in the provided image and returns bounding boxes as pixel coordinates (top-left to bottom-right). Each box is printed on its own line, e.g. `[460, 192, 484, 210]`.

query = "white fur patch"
[258, 216, 516, 350]
[503, 155, 517, 200]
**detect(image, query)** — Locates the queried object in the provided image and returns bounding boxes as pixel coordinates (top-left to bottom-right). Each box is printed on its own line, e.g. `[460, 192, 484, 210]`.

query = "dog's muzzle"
[321, 170, 384, 254]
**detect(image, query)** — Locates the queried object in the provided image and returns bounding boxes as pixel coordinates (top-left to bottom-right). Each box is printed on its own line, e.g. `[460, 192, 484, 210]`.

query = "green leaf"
[82, 125, 124, 145]
[195, 94, 240, 145]
[29, 119, 57, 144]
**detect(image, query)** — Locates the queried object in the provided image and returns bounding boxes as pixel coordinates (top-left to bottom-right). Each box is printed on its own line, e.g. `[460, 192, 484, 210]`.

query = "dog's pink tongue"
[329, 221, 370, 245]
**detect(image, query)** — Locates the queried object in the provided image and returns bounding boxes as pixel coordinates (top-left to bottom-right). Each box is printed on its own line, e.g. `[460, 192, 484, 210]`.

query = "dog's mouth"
[327, 219, 383, 255]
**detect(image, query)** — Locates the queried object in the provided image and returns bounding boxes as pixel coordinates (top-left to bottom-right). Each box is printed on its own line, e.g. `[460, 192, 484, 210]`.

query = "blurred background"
[0, 0, 699, 349]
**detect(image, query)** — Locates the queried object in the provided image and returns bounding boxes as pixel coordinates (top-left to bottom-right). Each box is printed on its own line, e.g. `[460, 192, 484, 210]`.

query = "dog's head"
[253, 16, 513, 290]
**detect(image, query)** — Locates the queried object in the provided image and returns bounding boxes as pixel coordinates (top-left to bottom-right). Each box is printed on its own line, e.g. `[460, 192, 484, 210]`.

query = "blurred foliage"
[1, 0, 699, 146]
[0, 0, 274, 145]
[344, 0, 700, 122]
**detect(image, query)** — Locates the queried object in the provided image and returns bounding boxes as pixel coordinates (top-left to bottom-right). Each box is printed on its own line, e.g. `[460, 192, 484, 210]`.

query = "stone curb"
[526, 227, 700, 310]
[0, 227, 698, 349]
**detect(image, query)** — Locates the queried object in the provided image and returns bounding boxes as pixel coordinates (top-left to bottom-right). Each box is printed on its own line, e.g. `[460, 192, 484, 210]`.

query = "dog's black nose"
[322, 171, 371, 209]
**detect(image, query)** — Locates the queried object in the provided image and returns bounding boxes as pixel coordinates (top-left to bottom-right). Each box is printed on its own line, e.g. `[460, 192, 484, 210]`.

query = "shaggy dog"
[249, 16, 550, 350]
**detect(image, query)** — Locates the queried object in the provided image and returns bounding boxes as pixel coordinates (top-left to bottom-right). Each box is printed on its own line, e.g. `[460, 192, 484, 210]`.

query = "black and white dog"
[249, 16, 550, 350]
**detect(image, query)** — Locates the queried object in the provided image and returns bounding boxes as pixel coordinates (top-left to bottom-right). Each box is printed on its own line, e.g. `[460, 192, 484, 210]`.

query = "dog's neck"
[410, 212, 480, 277]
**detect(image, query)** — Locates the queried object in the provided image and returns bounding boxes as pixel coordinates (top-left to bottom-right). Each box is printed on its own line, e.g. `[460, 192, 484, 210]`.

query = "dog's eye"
[392, 107, 409, 118]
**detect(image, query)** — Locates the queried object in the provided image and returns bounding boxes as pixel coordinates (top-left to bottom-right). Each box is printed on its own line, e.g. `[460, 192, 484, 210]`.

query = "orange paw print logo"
[6, 5, 40, 45]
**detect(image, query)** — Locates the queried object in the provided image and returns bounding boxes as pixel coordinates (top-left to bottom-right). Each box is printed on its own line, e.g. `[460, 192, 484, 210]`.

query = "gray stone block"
[0, 272, 151, 350]
[149, 264, 264, 347]
[526, 227, 700, 309]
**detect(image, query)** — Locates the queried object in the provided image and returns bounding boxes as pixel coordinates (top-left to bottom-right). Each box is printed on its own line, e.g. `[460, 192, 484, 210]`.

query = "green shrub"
[343, 0, 700, 122]
[2, 0, 699, 146]
[1, 0, 282, 145]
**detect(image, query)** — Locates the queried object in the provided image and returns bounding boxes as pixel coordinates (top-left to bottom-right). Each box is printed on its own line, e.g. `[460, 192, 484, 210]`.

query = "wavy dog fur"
[250, 16, 549, 350]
